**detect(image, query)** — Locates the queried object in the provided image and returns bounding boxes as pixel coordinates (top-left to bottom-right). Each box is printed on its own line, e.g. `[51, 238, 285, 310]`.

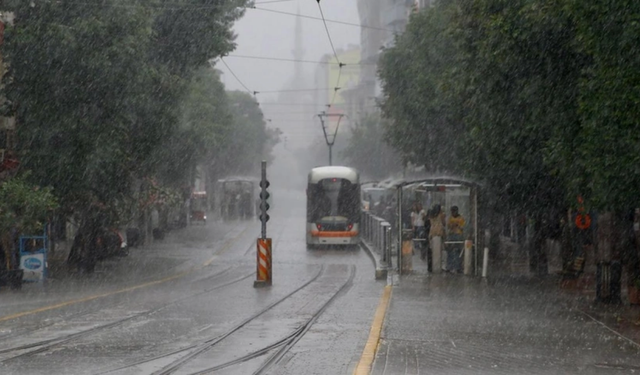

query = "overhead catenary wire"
[316, 1, 339, 62]
[54, 1, 240, 11]
[313, 0, 344, 113]
[248, 6, 392, 32]
[224, 54, 373, 66]
[218, 58, 254, 96]
[47, 0, 366, 133]
[256, 103, 323, 107]
[256, 88, 334, 93]
[219, 2, 365, 126]
[253, 0, 294, 4]
[328, 68, 342, 109]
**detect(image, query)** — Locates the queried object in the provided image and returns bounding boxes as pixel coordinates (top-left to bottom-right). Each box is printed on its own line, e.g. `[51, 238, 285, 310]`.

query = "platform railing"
[361, 210, 392, 270]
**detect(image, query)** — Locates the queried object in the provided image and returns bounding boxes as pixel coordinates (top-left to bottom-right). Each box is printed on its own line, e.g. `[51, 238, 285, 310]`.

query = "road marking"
[0, 226, 249, 323]
[353, 285, 392, 375]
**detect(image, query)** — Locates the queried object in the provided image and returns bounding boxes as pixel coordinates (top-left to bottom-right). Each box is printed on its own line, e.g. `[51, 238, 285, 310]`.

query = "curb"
[360, 239, 387, 280]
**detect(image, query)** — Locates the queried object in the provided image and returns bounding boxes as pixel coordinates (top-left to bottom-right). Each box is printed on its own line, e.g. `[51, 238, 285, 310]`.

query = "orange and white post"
[254, 237, 272, 287]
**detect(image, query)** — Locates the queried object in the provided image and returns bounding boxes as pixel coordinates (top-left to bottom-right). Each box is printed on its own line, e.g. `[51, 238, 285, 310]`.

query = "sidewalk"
[0, 219, 253, 307]
[372, 250, 640, 374]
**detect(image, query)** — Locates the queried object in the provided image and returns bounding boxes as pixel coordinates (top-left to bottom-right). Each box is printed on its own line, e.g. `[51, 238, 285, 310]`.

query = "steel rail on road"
[148, 265, 327, 375]
[251, 265, 356, 375]
[186, 265, 357, 375]
[0, 266, 251, 363]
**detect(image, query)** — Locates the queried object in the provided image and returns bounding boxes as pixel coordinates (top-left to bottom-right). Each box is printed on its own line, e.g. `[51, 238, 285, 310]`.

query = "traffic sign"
[260, 180, 270, 189]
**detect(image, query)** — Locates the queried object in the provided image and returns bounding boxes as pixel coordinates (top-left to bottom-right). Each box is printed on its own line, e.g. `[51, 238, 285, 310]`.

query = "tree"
[342, 113, 402, 180]
[155, 66, 233, 187]
[558, 0, 640, 210]
[211, 91, 280, 178]
[378, 3, 464, 174]
[379, 0, 585, 274]
[3, 1, 161, 219]
[151, 0, 248, 76]
[1, 0, 249, 271]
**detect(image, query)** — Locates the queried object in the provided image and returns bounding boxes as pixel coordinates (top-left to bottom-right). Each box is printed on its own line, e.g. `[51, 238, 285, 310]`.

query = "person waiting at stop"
[410, 202, 427, 256]
[446, 206, 465, 273]
[429, 204, 446, 272]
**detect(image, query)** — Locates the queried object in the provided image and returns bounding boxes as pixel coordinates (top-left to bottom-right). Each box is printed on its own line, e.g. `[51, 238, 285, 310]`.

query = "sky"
[217, 0, 361, 97]
[216, 0, 362, 167]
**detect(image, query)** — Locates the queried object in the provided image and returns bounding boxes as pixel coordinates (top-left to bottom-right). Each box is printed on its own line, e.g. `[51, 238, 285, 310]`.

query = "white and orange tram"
[306, 166, 361, 248]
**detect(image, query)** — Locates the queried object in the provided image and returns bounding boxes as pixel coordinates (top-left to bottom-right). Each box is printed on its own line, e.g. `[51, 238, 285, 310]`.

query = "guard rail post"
[381, 222, 390, 266]
[372, 217, 377, 250]
[366, 213, 372, 242]
[376, 218, 383, 252]
[385, 225, 392, 271]
[362, 212, 367, 240]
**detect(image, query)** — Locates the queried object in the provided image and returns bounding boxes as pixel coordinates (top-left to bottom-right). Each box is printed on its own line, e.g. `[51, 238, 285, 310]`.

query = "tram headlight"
[316, 223, 322, 231]
[347, 223, 353, 231]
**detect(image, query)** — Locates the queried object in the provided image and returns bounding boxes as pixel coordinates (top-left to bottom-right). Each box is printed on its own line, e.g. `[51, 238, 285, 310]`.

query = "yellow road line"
[0, 226, 249, 323]
[353, 285, 392, 375]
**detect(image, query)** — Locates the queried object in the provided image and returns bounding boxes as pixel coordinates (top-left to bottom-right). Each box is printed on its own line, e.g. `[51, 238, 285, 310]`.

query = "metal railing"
[361, 210, 393, 270]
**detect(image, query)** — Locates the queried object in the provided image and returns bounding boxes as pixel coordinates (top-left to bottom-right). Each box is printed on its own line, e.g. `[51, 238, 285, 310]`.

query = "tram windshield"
[307, 178, 360, 223]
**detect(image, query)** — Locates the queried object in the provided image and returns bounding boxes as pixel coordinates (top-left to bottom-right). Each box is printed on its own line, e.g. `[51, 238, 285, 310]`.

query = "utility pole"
[316, 112, 345, 166]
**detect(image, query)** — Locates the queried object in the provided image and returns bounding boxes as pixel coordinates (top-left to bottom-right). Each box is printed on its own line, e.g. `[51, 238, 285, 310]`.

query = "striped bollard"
[254, 237, 272, 287]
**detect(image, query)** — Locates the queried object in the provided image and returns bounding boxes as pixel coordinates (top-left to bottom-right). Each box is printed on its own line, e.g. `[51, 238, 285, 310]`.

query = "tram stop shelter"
[392, 176, 481, 276]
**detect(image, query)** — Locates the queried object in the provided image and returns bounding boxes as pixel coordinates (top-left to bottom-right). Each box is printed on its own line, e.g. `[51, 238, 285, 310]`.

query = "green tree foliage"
[379, 4, 463, 173]
[3, 1, 163, 216]
[342, 113, 402, 180]
[151, 0, 248, 75]
[379, 0, 640, 272]
[0, 174, 57, 236]
[1, 1, 252, 270]
[380, 0, 582, 215]
[211, 91, 280, 177]
[380, 0, 640, 212]
[559, 0, 640, 209]
[0, 174, 57, 270]
[455, 0, 582, 214]
[156, 66, 233, 186]
[2, 1, 247, 211]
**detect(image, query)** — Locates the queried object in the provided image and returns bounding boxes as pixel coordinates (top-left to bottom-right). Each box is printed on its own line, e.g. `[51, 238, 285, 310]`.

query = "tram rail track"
[0, 266, 253, 363]
[0, 264, 238, 344]
[187, 265, 357, 375]
[147, 264, 327, 375]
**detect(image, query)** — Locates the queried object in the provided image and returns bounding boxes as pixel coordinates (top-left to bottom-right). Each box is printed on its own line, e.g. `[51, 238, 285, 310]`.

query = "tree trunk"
[159, 207, 169, 231]
[529, 213, 548, 276]
[1, 232, 14, 271]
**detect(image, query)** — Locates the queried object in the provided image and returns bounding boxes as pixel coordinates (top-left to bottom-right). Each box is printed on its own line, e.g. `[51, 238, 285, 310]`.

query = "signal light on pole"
[255, 160, 272, 288]
[259, 186, 270, 226]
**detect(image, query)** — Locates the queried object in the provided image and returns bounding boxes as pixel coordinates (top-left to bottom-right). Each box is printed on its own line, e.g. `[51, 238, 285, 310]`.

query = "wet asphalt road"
[0, 189, 383, 375]
[3, 188, 640, 375]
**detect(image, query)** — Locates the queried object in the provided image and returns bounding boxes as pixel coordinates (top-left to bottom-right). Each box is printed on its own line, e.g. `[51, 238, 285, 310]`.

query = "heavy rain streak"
[0, 0, 640, 374]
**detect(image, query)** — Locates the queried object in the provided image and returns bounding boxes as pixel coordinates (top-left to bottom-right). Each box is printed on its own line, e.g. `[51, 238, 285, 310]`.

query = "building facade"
[351, 0, 430, 125]
[313, 46, 361, 137]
